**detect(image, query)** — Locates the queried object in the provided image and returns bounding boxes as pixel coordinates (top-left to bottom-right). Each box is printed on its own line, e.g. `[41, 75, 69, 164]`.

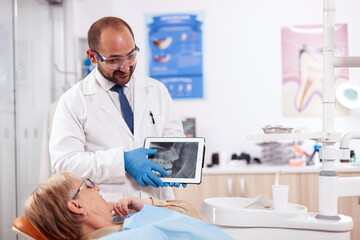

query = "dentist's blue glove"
[124, 148, 167, 187]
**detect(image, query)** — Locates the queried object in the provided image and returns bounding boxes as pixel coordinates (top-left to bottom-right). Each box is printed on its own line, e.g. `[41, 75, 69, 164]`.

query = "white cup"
[272, 185, 289, 211]
[219, 152, 229, 168]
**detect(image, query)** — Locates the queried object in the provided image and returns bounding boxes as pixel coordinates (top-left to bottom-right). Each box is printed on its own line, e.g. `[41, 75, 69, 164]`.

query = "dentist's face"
[93, 27, 137, 85]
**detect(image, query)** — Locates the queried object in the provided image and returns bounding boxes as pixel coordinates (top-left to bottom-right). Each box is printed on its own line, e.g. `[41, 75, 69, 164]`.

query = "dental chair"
[12, 216, 49, 240]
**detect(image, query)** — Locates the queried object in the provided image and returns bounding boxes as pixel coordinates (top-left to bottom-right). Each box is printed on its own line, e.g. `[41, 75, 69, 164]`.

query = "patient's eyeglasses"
[92, 45, 140, 70]
[72, 178, 95, 200]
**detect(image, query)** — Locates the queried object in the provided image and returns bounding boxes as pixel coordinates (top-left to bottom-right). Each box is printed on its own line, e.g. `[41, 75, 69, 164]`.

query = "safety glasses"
[92, 45, 140, 70]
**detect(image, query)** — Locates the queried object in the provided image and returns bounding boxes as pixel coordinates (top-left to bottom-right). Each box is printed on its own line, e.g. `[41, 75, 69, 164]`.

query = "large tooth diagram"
[296, 46, 323, 112]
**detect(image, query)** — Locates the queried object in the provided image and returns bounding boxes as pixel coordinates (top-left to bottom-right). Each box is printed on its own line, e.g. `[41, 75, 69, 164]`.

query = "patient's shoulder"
[152, 198, 208, 223]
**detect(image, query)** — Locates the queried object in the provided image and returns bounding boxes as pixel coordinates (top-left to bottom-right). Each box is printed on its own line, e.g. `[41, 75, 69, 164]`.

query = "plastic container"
[311, 144, 322, 167]
[350, 150, 356, 164]
[82, 57, 94, 78]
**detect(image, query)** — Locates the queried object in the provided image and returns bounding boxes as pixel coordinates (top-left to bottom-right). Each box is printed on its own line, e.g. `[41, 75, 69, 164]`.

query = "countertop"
[203, 163, 360, 175]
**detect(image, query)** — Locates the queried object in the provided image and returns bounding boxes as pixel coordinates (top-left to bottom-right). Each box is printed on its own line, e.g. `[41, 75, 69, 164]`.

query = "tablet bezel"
[144, 137, 205, 184]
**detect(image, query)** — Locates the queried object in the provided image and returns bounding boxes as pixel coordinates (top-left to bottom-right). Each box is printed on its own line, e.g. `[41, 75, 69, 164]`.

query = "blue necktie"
[112, 85, 134, 134]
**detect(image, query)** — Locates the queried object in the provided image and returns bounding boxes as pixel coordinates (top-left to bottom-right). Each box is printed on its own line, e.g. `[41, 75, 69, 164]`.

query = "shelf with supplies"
[247, 131, 341, 143]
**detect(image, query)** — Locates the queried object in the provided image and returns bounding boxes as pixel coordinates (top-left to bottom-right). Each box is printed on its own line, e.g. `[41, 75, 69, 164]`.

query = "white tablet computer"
[144, 137, 206, 184]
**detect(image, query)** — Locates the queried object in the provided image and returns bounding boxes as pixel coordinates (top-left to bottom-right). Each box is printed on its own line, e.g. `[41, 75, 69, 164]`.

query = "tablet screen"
[144, 137, 205, 184]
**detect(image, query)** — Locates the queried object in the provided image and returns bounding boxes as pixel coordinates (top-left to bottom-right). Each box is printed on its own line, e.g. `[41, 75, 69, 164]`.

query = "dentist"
[49, 16, 185, 202]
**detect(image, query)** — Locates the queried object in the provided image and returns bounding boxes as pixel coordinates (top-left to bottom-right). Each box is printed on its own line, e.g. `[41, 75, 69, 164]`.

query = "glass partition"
[0, 0, 16, 239]
[14, 0, 52, 215]
[0, 0, 53, 238]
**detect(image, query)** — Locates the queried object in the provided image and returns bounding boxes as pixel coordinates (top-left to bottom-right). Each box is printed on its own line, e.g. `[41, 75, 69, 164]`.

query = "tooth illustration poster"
[281, 24, 349, 117]
[147, 13, 204, 99]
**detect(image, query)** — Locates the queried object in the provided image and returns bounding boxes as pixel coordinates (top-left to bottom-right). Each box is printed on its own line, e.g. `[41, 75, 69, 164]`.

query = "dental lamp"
[336, 82, 360, 109]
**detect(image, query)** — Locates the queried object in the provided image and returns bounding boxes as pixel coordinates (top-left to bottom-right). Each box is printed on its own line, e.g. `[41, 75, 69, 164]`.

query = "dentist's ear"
[86, 49, 97, 64]
[67, 200, 86, 216]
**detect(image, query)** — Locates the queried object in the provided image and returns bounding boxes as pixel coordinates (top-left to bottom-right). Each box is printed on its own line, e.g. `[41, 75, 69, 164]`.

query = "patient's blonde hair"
[24, 172, 82, 240]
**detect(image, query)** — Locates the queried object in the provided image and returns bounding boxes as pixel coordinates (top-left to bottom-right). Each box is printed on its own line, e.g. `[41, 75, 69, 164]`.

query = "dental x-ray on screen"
[144, 137, 205, 184]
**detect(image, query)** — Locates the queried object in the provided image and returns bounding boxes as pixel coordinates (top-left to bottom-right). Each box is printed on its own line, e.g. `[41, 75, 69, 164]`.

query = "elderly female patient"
[24, 172, 231, 240]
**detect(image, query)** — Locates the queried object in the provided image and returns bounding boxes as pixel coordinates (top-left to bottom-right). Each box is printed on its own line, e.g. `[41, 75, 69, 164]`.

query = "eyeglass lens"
[84, 178, 95, 189]
[72, 178, 95, 200]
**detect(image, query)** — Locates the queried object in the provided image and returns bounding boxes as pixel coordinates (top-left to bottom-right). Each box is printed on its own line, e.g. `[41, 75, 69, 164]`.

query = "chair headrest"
[12, 216, 50, 240]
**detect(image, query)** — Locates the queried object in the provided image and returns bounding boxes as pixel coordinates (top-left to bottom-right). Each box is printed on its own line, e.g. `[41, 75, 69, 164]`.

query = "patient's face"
[73, 178, 114, 224]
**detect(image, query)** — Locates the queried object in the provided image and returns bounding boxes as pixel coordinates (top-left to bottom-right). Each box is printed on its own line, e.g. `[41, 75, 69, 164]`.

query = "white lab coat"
[49, 68, 184, 202]
[39, 101, 58, 183]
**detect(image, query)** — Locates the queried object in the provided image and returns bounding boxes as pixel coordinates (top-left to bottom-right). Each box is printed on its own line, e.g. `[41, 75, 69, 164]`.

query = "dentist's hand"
[124, 148, 167, 187]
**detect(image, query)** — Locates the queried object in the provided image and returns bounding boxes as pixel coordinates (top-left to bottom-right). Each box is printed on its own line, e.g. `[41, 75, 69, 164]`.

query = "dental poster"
[146, 13, 204, 99]
[281, 24, 349, 117]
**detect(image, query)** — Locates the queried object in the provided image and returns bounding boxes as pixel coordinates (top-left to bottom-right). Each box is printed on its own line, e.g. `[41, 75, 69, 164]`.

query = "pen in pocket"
[149, 111, 155, 124]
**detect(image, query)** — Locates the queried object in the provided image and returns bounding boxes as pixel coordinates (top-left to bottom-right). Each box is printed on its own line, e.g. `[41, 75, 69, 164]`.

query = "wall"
[69, 0, 360, 165]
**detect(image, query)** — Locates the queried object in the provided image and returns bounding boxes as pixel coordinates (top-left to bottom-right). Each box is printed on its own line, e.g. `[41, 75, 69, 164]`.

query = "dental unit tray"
[262, 125, 293, 134]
